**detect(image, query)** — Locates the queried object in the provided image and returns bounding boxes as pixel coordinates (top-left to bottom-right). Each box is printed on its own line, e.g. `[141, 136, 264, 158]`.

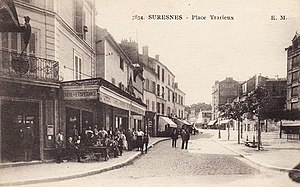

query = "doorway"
[1, 100, 40, 162]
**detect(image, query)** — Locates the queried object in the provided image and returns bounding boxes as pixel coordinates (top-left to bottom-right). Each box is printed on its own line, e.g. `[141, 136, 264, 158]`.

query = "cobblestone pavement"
[25, 133, 298, 187]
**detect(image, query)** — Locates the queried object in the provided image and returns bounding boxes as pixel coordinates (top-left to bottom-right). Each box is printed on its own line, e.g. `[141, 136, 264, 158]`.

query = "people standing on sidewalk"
[181, 128, 190, 149]
[136, 128, 144, 151]
[171, 129, 178, 148]
[143, 131, 150, 153]
[125, 129, 132, 150]
[55, 130, 64, 163]
[116, 131, 125, 156]
[21, 126, 34, 162]
[132, 128, 138, 150]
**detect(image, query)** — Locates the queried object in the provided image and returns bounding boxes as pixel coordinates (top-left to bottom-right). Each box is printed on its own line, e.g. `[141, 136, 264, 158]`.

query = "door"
[1, 100, 40, 162]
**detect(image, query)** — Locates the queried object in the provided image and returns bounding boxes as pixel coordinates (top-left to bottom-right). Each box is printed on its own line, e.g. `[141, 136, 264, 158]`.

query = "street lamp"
[217, 111, 221, 139]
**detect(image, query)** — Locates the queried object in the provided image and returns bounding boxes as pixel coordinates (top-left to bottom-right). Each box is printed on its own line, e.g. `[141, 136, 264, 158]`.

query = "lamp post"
[217, 111, 221, 139]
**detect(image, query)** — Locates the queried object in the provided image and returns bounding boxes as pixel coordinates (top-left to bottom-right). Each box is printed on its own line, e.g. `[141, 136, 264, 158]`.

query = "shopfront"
[99, 85, 146, 133]
[62, 78, 147, 137]
[62, 85, 98, 138]
[0, 81, 60, 162]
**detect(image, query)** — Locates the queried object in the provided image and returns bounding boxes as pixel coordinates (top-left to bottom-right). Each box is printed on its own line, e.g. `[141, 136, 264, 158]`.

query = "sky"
[95, 0, 300, 105]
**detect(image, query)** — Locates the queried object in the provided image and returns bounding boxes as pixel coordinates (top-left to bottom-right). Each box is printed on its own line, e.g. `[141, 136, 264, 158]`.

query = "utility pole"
[257, 109, 261, 150]
[238, 114, 240, 144]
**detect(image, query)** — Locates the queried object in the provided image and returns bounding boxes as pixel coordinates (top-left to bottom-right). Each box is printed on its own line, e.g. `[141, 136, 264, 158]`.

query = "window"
[162, 68, 164, 82]
[120, 57, 124, 70]
[145, 79, 150, 91]
[168, 74, 170, 85]
[152, 101, 155, 112]
[172, 78, 174, 87]
[74, 54, 82, 80]
[292, 87, 298, 97]
[152, 81, 156, 93]
[161, 103, 165, 115]
[157, 84, 160, 96]
[292, 103, 298, 110]
[167, 107, 171, 115]
[146, 99, 150, 110]
[168, 90, 170, 101]
[292, 71, 299, 83]
[162, 86, 164, 98]
[157, 102, 160, 113]
[172, 92, 175, 102]
[1, 32, 36, 70]
[157, 65, 160, 80]
[292, 55, 300, 69]
[74, 0, 84, 39]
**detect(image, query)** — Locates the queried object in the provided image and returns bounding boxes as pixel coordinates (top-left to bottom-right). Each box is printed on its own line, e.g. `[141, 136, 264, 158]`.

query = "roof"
[96, 27, 134, 68]
[266, 78, 287, 82]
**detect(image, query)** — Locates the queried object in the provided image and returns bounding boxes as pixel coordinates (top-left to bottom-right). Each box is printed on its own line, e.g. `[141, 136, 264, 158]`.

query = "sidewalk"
[206, 129, 300, 172]
[0, 137, 169, 186]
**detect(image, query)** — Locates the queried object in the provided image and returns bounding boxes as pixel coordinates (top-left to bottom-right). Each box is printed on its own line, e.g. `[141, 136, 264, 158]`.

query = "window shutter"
[29, 33, 35, 55]
[75, 0, 83, 35]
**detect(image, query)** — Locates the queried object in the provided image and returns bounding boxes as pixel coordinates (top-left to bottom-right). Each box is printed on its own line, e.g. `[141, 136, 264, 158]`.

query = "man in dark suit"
[22, 126, 33, 161]
[55, 130, 64, 163]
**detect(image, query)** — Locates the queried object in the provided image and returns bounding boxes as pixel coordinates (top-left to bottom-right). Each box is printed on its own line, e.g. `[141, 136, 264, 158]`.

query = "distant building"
[240, 74, 268, 97]
[286, 32, 300, 110]
[195, 110, 212, 129]
[212, 77, 239, 120]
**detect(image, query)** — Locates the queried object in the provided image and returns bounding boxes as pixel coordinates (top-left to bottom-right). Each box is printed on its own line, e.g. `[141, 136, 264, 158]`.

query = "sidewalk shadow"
[288, 163, 300, 183]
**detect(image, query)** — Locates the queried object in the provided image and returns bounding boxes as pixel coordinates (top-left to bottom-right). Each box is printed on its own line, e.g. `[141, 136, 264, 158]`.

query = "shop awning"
[281, 120, 300, 127]
[207, 120, 217, 126]
[181, 119, 192, 126]
[159, 116, 177, 128]
[220, 119, 232, 124]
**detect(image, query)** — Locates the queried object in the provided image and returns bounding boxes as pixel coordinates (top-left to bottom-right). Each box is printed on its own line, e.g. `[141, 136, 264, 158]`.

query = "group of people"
[170, 127, 191, 149]
[126, 128, 150, 154]
[55, 125, 150, 163]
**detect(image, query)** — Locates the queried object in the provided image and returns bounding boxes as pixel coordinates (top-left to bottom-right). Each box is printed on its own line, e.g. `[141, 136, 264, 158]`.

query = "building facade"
[119, 41, 187, 136]
[0, 0, 97, 162]
[195, 110, 212, 129]
[286, 33, 300, 110]
[212, 77, 239, 120]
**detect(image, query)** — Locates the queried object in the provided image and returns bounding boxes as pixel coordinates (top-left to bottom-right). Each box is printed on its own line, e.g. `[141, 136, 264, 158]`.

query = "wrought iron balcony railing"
[0, 49, 59, 82]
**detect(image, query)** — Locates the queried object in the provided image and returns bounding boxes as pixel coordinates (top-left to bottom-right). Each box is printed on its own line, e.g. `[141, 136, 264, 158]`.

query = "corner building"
[0, 0, 96, 162]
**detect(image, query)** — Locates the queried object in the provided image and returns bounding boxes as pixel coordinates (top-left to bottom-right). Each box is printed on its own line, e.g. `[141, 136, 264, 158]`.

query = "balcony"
[0, 49, 59, 83]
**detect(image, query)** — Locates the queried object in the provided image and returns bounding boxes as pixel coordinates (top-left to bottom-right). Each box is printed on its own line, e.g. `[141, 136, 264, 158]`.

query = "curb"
[0, 138, 170, 186]
[212, 139, 300, 173]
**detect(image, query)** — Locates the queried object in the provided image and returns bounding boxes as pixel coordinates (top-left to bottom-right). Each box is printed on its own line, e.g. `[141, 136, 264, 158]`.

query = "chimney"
[155, 54, 159, 61]
[142, 45, 149, 56]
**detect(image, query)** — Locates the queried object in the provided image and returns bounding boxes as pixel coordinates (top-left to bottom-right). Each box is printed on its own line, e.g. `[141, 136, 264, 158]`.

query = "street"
[24, 132, 298, 187]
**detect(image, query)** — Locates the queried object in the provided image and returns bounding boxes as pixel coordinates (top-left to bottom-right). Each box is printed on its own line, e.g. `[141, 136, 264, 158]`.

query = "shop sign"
[99, 91, 145, 115]
[63, 88, 98, 100]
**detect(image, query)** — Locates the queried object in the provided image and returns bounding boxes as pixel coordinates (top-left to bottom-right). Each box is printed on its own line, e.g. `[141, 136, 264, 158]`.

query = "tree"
[219, 100, 248, 143]
[245, 86, 269, 150]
